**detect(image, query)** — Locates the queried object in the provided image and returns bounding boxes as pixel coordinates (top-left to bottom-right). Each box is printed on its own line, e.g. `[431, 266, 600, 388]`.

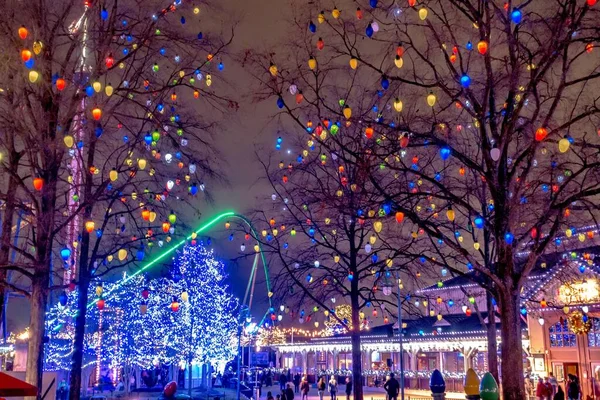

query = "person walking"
[57, 380, 68, 400]
[567, 374, 580, 400]
[549, 373, 558, 396]
[280, 373, 288, 392]
[384, 373, 400, 400]
[544, 377, 554, 400]
[317, 376, 327, 400]
[554, 386, 565, 400]
[537, 378, 548, 400]
[328, 376, 338, 400]
[267, 391, 274, 400]
[294, 373, 301, 394]
[300, 376, 310, 400]
[344, 377, 352, 400]
[286, 382, 295, 400]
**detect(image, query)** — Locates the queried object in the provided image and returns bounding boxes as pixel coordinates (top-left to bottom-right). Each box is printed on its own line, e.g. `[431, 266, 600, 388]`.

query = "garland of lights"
[155, 243, 239, 366]
[44, 243, 238, 374]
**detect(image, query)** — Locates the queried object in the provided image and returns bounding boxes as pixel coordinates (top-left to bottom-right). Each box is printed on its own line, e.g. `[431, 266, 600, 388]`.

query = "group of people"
[270, 371, 402, 400]
[269, 375, 353, 400]
[535, 373, 580, 400]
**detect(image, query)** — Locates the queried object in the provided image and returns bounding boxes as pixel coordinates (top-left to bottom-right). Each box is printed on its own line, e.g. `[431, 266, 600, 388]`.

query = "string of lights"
[43, 243, 238, 376]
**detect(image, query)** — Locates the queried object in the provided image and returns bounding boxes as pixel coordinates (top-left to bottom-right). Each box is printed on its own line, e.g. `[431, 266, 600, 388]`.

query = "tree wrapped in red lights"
[248, 1, 600, 398]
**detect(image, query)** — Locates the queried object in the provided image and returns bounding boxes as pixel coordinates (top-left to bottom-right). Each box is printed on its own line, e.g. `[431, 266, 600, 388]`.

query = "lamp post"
[383, 274, 405, 400]
[396, 273, 405, 400]
[237, 306, 250, 400]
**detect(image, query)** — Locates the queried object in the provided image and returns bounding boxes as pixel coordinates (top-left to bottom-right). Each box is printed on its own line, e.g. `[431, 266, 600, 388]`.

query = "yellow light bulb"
[427, 92, 436, 107]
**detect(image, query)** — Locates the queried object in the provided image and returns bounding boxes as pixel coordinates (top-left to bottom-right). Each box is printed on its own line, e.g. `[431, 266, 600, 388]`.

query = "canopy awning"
[0, 372, 38, 397]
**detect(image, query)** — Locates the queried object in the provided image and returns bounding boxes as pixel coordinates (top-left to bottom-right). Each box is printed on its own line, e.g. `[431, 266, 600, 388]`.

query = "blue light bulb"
[460, 74, 471, 88]
[505, 232, 514, 245]
[511, 9, 522, 24]
[381, 76, 389, 90]
[474, 216, 484, 229]
[440, 147, 451, 160]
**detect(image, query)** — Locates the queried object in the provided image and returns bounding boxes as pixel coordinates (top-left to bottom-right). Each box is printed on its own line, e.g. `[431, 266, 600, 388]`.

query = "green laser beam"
[85, 211, 273, 316]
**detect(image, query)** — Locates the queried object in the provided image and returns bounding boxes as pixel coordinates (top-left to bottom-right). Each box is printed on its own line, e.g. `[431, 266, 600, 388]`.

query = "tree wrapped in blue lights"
[44, 243, 237, 391]
[44, 291, 97, 372]
[160, 243, 238, 385]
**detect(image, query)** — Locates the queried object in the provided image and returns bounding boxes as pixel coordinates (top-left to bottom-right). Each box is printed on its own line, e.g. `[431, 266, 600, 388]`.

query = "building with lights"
[271, 249, 600, 397]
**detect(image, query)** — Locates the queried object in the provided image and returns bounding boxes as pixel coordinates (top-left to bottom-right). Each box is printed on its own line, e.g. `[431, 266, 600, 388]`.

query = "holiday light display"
[246, 1, 600, 398]
[44, 244, 237, 376]
[44, 290, 97, 371]
[1, 0, 235, 392]
[159, 243, 238, 366]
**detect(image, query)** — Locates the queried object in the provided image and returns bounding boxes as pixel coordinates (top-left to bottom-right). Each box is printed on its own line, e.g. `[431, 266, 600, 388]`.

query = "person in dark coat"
[384, 373, 400, 400]
[280, 373, 288, 391]
[345, 377, 352, 400]
[285, 382, 295, 400]
[567, 374, 580, 400]
[554, 385, 565, 400]
[294, 373, 301, 394]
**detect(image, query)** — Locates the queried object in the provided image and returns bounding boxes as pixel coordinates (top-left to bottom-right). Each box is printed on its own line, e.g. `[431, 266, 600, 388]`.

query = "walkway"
[119, 387, 466, 400]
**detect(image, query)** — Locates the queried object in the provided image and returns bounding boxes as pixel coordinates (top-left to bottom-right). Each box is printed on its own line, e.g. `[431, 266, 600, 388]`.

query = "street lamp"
[237, 306, 250, 400]
[383, 274, 405, 400]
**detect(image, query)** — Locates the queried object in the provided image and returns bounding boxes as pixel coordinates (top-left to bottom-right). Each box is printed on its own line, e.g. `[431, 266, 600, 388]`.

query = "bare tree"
[0, 0, 235, 397]
[248, 117, 434, 400]
[246, 1, 600, 398]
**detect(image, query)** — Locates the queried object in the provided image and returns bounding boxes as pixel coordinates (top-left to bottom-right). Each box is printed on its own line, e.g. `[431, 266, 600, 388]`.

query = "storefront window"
[588, 318, 600, 347]
[417, 353, 437, 371]
[549, 320, 576, 347]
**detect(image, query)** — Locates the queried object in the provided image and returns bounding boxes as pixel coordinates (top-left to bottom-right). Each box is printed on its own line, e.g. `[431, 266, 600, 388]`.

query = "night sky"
[4, 0, 291, 334]
[202, 0, 291, 313]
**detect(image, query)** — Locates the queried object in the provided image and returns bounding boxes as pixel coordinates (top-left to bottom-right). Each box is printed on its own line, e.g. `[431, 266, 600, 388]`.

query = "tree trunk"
[486, 291, 499, 383]
[498, 285, 525, 400]
[0, 185, 16, 336]
[124, 363, 131, 396]
[0, 143, 21, 339]
[26, 138, 60, 398]
[25, 273, 50, 400]
[350, 333, 363, 400]
[69, 127, 97, 400]
[68, 263, 90, 400]
[188, 361, 193, 397]
[350, 288, 363, 400]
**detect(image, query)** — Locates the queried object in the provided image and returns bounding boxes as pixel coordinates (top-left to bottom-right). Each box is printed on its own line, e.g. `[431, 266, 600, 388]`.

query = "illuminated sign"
[558, 279, 600, 304]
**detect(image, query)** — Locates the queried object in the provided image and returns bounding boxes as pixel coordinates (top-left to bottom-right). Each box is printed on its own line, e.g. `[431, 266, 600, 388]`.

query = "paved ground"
[114, 387, 465, 400]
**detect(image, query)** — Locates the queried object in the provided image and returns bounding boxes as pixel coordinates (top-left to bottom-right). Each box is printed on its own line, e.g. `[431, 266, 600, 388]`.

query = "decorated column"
[364, 349, 372, 371]
[332, 350, 339, 370]
[302, 351, 308, 373]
